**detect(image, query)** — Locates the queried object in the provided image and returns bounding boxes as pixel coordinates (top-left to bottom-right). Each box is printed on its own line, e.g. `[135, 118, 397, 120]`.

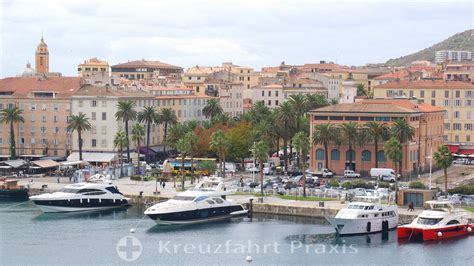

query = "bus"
[170, 157, 217, 176]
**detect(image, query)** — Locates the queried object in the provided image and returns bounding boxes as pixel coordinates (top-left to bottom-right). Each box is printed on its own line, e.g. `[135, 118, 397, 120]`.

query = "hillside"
[385, 29, 474, 66]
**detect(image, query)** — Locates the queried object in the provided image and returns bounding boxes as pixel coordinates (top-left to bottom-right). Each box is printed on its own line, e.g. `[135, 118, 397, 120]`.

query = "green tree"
[131, 124, 145, 166]
[253, 140, 269, 195]
[384, 137, 402, 203]
[339, 122, 360, 171]
[356, 84, 368, 96]
[293, 131, 310, 197]
[66, 113, 91, 161]
[227, 122, 253, 162]
[113, 131, 129, 178]
[137, 106, 156, 162]
[312, 123, 335, 169]
[330, 99, 339, 105]
[391, 118, 415, 178]
[202, 98, 223, 119]
[365, 122, 390, 168]
[433, 145, 453, 195]
[209, 130, 229, 178]
[115, 100, 137, 163]
[305, 94, 329, 111]
[175, 137, 190, 189]
[247, 100, 271, 125]
[288, 94, 306, 132]
[184, 131, 199, 184]
[0, 107, 25, 159]
[198, 160, 216, 177]
[166, 123, 187, 149]
[275, 101, 294, 173]
[159, 108, 177, 153]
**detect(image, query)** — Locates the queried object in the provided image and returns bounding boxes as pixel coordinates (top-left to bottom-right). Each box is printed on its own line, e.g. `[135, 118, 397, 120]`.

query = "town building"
[78, 57, 110, 79]
[111, 59, 183, 81]
[435, 50, 474, 63]
[309, 99, 445, 176]
[373, 80, 474, 146]
[0, 77, 82, 158]
[35, 36, 49, 74]
[154, 91, 214, 125]
[444, 63, 474, 83]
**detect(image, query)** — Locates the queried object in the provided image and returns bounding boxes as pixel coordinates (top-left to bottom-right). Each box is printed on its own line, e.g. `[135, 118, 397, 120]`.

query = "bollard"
[248, 199, 253, 219]
[139, 191, 144, 198]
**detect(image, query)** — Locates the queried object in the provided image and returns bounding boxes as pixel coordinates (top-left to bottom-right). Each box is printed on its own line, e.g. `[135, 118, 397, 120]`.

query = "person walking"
[408, 201, 414, 211]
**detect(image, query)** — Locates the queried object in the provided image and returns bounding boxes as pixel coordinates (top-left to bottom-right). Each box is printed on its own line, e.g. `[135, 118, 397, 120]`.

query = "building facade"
[309, 100, 445, 177]
[78, 57, 110, 78]
[111, 60, 183, 81]
[435, 50, 474, 63]
[444, 63, 474, 83]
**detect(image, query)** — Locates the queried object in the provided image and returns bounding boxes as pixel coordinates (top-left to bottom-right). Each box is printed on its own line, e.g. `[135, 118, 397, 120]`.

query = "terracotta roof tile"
[0, 77, 82, 98]
[111, 59, 182, 70]
[375, 80, 474, 89]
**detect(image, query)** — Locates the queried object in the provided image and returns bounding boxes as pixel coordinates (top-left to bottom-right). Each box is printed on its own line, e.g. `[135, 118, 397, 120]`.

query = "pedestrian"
[408, 201, 414, 211]
[56, 172, 60, 184]
[162, 182, 165, 189]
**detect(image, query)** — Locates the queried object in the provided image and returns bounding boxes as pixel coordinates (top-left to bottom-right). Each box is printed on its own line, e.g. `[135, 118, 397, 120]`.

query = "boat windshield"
[348, 205, 374, 210]
[172, 196, 195, 201]
[59, 188, 81, 193]
[417, 217, 443, 225]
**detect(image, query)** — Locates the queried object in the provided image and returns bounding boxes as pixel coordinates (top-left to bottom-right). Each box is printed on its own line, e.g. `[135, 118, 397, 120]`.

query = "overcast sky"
[0, 0, 472, 77]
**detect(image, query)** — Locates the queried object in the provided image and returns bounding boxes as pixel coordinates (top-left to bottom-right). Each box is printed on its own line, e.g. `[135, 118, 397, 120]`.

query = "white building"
[435, 50, 474, 63]
[219, 83, 244, 118]
[309, 73, 341, 101]
[252, 84, 284, 108]
[340, 79, 357, 103]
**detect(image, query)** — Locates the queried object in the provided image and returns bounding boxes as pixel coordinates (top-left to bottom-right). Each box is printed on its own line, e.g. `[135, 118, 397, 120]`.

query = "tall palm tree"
[384, 137, 402, 203]
[209, 130, 229, 178]
[115, 100, 137, 163]
[202, 98, 223, 119]
[0, 107, 25, 159]
[185, 131, 199, 184]
[288, 94, 306, 132]
[339, 122, 360, 171]
[113, 131, 128, 178]
[275, 101, 294, 174]
[365, 122, 389, 168]
[159, 108, 177, 153]
[248, 100, 271, 125]
[175, 137, 190, 189]
[67, 113, 91, 161]
[433, 145, 453, 195]
[137, 106, 156, 162]
[391, 118, 415, 178]
[253, 140, 269, 196]
[312, 123, 335, 169]
[293, 131, 310, 197]
[305, 94, 329, 111]
[131, 124, 145, 167]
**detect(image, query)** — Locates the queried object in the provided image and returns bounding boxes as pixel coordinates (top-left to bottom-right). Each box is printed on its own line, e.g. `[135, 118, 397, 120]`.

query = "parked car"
[343, 170, 360, 178]
[453, 158, 468, 164]
[245, 166, 260, 173]
[310, 168, 334, 178]
[370, 168, 396, 179]
[352, 188, 367, 196]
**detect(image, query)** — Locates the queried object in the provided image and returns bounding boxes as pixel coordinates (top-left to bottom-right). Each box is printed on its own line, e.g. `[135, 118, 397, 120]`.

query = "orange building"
[309, 99, 445, 177]
[35, 36, 49, 74]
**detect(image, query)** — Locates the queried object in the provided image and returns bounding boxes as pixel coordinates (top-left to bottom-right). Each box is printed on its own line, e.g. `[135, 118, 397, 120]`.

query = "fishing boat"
[0, 178, 29, 200]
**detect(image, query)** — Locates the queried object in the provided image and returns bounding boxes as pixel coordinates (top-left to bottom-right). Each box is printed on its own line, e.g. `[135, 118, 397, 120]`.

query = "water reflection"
[286, 231, 397, 247]
[33, 206, 130, 221]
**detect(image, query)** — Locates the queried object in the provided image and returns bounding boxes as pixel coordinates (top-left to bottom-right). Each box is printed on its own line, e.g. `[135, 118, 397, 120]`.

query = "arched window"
[377, 151, 387, 162]
[316, 149, 325, 160]
[362, 150, 371, 161]
[331, 149, 340, 160]
[345, 150, 356, 161]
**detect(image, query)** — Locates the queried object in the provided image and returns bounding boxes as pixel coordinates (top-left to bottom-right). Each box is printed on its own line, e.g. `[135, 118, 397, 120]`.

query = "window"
[467, 111, 472, 120]
[101, 139, 107, 147]
[102, 112, 106, 120]
[455, 90, 460, 98]
[31, 104, 36, 110]
[275, 100, 279, 106]
[261, 91, 264, 97]
[455, 100, 461, 106]
[276, 91, 279, 97]
[30, 115, 35, 122]
[420, 90, 424, 98]
[53, 116, 58, 123]
[331, 149, 340, 160]
[268, 100, 271, 106]
[446, 220, 460, 225]
[453, 123, 461, 130]
[454, 111, 460, 119]
[445, 91, 449, 98]
[409, 91, 414, 97]
[467, 135, 471, 142]
[444, 123, 450, 130]
[377, 151, 386, 162]
[92, 112, 96, 120]
[40, 126, 46, 133]
[41, 104, 47, 111]
[362, 150, 371, 161]
[54, 127, 59, 133]
[431, 90, 436, 98]
[31, 138, 35, 144]
[345, 150, 356, 161]
[91, 125, 97, 134]
[316, 149, 325, 160]
[78, 100, 83, 107]
[268, 91, 271, 97]
[101, 125, 107, 134]
[455, 135, 459, 142]
[41, 138, 47, 145]
[431, 100, 436, 106]
[465, 123, 473, 131]
[92, 139, 97, 147]
[102, 100, 107, 107]
[91, 100, 97, 107]
[42, 116, 46, 122]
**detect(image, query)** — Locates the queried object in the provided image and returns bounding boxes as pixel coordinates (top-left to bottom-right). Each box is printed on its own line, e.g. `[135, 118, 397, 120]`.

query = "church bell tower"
[35, 35, 49, 74]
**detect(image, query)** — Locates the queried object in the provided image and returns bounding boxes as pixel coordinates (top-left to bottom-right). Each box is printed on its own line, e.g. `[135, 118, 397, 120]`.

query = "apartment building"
[309, 100, 445, 176]
[373, 80, 474, 145]
[444, 63, 474, 83]
[219, 82, 244, 118]
[111, 59, 183, 81]
[0, 77, 82, 157]
[78, 57, 110, 78]
[435, 50, 474, 63]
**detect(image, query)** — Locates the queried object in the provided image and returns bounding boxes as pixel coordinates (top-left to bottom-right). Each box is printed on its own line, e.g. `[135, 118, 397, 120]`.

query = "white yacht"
[327, 196, 398, 235]
[30, 175, 129, 213]
[144, 177, 247, 225]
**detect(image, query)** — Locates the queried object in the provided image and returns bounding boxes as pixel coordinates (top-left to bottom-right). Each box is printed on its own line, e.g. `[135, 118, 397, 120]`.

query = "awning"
[41, 156, 67, 162]
[18, 155, 46, 158]
[0, 159, 26, 168]
[447, 145, 460, 153]
[150, 145, 172, 153]
[458, 149, 474, 155]
[139, 147, 157, 154]
[60, 160, 89, 167]
[67, 152, 117, 163]
[31, 159, 60, 168]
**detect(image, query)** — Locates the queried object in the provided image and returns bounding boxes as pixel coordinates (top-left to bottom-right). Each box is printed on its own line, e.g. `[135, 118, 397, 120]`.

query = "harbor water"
[0, 200, 473, 265]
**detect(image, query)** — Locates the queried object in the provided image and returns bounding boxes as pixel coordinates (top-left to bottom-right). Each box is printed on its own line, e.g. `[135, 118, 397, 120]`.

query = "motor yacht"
[397, 200, 473, 241]
[144, 177, 246, 225]
[29, 175, 129, 213]
[326, 196, 399, 235]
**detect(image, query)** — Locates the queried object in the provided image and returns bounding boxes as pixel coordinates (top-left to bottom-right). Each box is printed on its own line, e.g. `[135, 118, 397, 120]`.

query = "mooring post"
[249, 198, 254, 219]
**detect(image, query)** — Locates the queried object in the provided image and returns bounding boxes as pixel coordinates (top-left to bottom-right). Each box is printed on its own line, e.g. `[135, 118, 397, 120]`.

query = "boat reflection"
[33, 206, 130, 221]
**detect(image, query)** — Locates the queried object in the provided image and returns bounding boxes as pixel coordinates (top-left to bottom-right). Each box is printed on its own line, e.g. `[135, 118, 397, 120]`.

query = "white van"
[370, 168, 396, 182]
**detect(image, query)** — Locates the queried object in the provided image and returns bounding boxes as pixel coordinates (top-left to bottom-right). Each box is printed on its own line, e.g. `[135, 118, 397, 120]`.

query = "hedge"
[448, 184, 474, 195]
[409, 181, 425, 189]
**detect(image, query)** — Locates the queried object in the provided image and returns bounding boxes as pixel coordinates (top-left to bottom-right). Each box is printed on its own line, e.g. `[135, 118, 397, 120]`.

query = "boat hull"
[327, 216, 398, 235]
[0, 188, 29, 200]
[397, 224, 474, 241]
[32, 198, 129, 213]
[147, 205, 247, 225]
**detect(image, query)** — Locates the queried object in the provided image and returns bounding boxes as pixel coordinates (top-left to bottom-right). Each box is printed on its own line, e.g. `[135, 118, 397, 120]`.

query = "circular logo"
[116, 235, 143, 261]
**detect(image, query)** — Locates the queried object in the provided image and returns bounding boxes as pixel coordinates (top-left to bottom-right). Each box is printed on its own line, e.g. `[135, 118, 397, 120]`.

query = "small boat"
[0, 178, 29, 200]
[144, 177, 247, 225]
[326, 196, 399, 235]
[29, 174, 129, 213]
[397, 200, 473, 241]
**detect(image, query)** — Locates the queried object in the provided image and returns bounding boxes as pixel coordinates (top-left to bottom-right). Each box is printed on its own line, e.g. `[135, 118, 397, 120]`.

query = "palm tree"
[275, 101, 294, 174]
[384, 137, 402, 203]
[339, 122, 360, 171]
[159, 108, 177, 154]
[433, 145, 453, 195]
[175, 137, 190, 189]
[0, 107, 25, 159]
[185, 131, 199, 184]
[115, 100, 137, 163]
[365, 122, 389, 168]
[312, 123, 335, 169]
[293, 131, 310, 197]
[253, 140, 269, 196]
[137, 106, 156, 162]
[288, 94, 306, 132]
[209, 130, 229, 178]
[67, 113, 91, 161]
[202, 98, 223, 119]
[391, 118, 415, 178]
[131, 124, 145, 167]
[356, 84, 368, 96]
[305, 94, 329, 111]
[113, 131, 128, 178]
[248, 100, 271, 125]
